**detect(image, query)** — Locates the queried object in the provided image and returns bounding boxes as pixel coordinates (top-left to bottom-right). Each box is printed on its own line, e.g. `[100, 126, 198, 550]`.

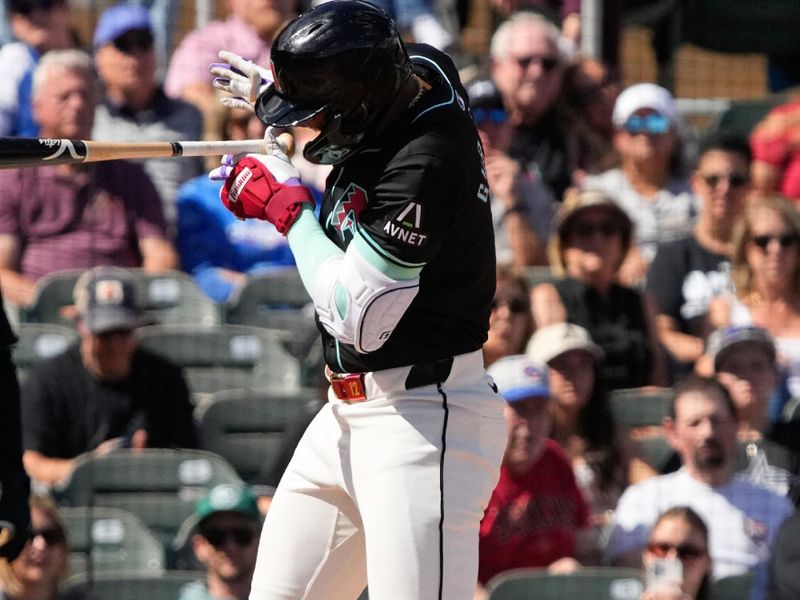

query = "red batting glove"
[220, 156, 314, 234]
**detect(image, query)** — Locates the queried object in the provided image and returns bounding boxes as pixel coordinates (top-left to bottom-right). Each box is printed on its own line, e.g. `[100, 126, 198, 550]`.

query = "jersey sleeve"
[354, 150, 461, 270]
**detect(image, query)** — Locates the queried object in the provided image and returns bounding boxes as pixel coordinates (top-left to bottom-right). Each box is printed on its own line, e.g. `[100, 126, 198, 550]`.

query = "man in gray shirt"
[92, 3, 203, 229]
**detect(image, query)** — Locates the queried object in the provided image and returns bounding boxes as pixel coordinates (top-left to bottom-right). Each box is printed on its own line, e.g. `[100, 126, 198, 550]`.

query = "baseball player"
[209, 2, 506, 598]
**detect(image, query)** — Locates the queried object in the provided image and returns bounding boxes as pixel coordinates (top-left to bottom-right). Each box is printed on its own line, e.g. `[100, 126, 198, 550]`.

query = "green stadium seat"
[60, 507, 165, 577]
[53, 449, 244, 556]
[194, 388, 318, 484]
[709, 570, 755, 600]
[609, 387, 674, 429]
[711, 98, 787, 140]
[22, 268, 220, 328]
[223, 268, 310, 329]
[136, 323, 301, 401]
[11, 322, 78, 383]
[486, 567, 645, 600]
[61, 570, 202, 600]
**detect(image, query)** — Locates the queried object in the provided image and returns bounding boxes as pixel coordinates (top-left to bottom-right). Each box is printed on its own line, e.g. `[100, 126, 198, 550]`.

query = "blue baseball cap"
[93, 3, 152, 48]
[488, 355, 550, 403]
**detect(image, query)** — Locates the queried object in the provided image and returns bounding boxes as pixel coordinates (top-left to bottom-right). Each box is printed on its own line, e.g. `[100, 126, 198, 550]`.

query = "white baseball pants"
[249, 349, 506, 600]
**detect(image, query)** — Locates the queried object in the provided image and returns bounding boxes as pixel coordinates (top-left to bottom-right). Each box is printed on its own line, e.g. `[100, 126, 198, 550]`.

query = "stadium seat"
[223, 268, 309, 329]
[609, 387, 674, 430]
[22, 268, 220, 328]
[53, 448, 244, 555]
[61, 570, 202, 600]
[610, 387, 675, 473]
[711, 97, 787, 139]
[486, 567, 645, 600]
[136, 323, 302, 401]
[60, 506, 165, 577]
[194, 388, 320, 484]
[709, 570, 755, 600]
[11, 322, 78, 383]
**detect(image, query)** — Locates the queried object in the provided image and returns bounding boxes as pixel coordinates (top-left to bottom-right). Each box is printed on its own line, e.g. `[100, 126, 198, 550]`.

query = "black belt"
[329, 356, 455, 402]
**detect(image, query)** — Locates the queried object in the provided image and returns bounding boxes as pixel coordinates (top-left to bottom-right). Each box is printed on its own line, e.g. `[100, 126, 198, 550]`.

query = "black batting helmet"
[255, 0, 413, 164]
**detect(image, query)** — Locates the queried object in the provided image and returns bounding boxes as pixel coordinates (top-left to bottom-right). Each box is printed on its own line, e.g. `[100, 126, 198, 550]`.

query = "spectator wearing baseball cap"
[19, 267, 197, 487]
[178, 484, 261, 600]
[531, 188, 668, 392]
[477, 355, 597, 589]
[582, 82, 697, 284]
[92, 2, 204, 228]
[527, 323, 629, 519]
[705, 325, 800, 502]
[0, 0, 74, 137]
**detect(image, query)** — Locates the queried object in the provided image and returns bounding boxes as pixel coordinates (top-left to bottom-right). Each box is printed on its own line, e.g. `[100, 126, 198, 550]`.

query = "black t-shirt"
[317, 45, 495, 373]
[554, 277, 650, 391]
[646, 235, 731, 337]
[508, 108, 573, 202]
[0, 286, 16, 348]
[22, 344, 198, 458]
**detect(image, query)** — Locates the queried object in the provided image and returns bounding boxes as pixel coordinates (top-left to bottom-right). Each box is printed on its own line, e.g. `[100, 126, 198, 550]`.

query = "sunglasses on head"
[750, 233, 799, 251]
[28, 526, 66, 546]
[472, 108, 507, 125]
[201, 525, 257, 548]
[571, 220, 619, 238]
[623, 113, 670, 135]
[112, 28, 154, 53]
[514, 55, 559, 73]
[700, 172, 748, 189]
[647, 541, 705, 561]
[490, 297, 529, 314]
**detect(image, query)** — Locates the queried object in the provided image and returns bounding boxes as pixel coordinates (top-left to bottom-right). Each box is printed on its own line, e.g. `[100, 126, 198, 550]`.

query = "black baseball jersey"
[317, 44, 495, 373]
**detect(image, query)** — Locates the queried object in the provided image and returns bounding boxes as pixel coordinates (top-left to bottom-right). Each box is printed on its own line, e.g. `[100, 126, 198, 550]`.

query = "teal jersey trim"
[356, 223, 426, 270]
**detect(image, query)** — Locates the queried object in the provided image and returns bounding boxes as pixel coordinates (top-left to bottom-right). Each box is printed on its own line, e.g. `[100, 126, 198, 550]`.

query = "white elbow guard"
[313, 249, 419, 354]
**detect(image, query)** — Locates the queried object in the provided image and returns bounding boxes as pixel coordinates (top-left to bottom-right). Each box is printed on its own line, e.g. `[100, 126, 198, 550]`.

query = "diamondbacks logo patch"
[327, 183, 367, 240]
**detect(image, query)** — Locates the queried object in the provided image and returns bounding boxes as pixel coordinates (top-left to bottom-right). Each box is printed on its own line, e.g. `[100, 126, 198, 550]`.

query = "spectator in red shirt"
[750, 98, 800, 203]
[479, 354, 597, 590]
[0, 49, 177, 308]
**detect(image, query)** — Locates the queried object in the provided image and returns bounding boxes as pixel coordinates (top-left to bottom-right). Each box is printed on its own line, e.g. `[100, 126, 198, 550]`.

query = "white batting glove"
[208, 128, 298, 183]
[209, 50, 273, 112]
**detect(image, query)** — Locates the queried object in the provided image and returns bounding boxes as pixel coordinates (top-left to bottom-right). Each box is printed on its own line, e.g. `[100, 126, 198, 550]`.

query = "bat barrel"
[0, 137, 89, 167]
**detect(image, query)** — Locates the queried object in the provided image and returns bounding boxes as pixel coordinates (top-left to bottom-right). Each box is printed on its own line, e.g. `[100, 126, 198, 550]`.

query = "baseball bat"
[0, 133, 294, 170]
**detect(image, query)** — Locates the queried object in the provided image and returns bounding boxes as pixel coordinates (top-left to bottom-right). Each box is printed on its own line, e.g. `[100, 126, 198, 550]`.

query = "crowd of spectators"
[2, 0, 800, 599]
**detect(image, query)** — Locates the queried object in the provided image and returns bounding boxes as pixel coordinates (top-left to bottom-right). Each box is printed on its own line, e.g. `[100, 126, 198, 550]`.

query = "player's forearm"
[286, 206, 344, 296]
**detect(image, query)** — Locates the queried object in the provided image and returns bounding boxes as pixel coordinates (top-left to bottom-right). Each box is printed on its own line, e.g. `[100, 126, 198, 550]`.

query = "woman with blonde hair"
[532, 188, 666, 391]
[707, 195, 800, 402]
[0, 495, 75, 600]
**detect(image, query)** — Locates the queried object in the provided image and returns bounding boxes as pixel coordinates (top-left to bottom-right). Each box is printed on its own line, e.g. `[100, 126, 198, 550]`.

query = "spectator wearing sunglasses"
[466, 78, 554, 267]
[531, 189, 667, 392]
[582, 83, 697, 287]
[490, 11, 575, 204]
[707, 195, 800, 407]
[608, 376, 793, 600]
[0, 495, 77, 600]
[646, 133, 751, 380]
[0, 0, 75, 137]
[640, 507, 712, 600]
[180, 484, 262, 600]
[92, 3, 203, 229]
[483, 265, 535, 368]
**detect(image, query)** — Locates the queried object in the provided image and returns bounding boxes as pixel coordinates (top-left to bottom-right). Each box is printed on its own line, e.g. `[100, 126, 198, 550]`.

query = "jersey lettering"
[327, 183, 368, 241]
[382, 221, 428, 246]
[396, 202, 422, 228]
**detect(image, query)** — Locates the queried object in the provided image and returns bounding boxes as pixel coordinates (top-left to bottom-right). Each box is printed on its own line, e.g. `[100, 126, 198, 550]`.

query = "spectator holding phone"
[641, 507, 711, 600]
